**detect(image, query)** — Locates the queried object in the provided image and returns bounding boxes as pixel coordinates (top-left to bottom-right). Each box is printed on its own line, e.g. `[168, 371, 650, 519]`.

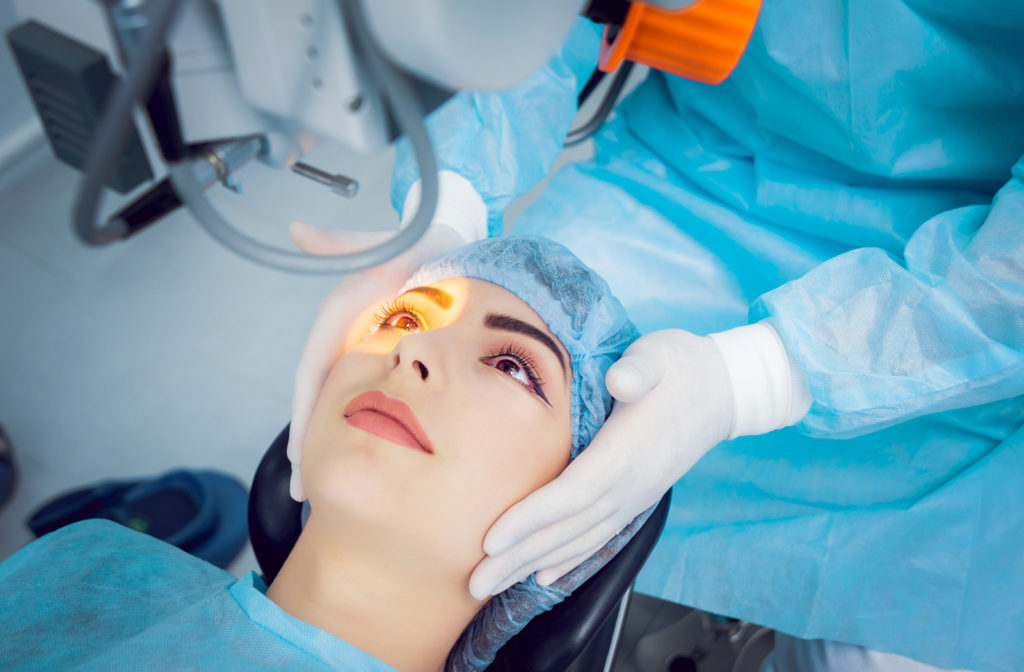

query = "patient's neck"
[266, 512, 482, 672]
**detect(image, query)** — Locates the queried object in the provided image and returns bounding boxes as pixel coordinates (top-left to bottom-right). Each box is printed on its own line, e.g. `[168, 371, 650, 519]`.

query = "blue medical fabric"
[0, 521, 397, 671]
[404, 235, 647, 670]
[390, 2, 1024, 670]
[391, 19, 603, 236]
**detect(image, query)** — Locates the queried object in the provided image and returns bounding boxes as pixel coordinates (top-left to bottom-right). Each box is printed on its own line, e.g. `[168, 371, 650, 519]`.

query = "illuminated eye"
[385, 312, 422, 333]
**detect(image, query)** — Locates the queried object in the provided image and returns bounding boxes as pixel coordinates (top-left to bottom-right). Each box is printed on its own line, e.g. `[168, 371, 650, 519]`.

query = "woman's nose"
[389, 332, 446, 385]
[391, 352, 429, 381]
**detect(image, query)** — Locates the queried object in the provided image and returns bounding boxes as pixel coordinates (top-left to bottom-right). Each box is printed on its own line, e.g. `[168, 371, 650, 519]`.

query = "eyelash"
[373, 299, 425, 332]
[482, 342, 548, 403]
[373, 303, 549, 403]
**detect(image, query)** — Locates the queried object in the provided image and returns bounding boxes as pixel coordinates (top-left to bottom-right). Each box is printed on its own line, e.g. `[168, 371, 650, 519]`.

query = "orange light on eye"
[393, 315, 421, 332]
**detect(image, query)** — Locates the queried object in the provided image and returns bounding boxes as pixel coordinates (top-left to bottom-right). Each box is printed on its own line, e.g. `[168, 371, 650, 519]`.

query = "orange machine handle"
[598, 0, 762, 84]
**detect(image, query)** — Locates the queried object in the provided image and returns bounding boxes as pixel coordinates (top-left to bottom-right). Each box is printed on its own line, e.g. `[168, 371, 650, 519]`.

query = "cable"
[73, 0, 183, 245]
[577, 68, 607, 108]
[564, 61, 635, 148]
[78, 0, 438, 274]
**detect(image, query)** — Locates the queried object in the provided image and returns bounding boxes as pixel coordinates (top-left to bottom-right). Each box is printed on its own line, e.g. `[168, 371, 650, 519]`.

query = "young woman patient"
[0, 235, 642, 672]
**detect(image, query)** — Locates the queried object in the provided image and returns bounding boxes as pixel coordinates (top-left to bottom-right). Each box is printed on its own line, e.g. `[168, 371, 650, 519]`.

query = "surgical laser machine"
[6, 0, 759, 273]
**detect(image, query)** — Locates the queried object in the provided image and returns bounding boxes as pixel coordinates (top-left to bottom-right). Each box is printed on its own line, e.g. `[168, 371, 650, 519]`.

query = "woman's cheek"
[512, 423, 572, 493]
[463, 416, 551, 494]
[464, 376, 568, 487]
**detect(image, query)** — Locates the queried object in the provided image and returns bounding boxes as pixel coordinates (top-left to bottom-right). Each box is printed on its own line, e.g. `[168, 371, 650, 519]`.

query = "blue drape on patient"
[393, 2, 1024, 670]
[0, 521, 397, 671]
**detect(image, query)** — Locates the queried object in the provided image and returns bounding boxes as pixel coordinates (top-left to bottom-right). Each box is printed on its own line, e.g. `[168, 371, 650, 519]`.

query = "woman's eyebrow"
[484, 313, 567, 376]
[404, 286, 453, 309]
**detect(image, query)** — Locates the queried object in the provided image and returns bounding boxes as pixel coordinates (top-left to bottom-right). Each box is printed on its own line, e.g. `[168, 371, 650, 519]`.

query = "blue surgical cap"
[401, 235, 648, 671]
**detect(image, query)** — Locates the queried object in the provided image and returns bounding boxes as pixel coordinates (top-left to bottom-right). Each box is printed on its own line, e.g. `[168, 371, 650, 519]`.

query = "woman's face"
[301, 278, 572, 579]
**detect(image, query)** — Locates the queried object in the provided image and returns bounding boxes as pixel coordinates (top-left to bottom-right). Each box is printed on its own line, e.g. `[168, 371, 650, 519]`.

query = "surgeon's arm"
[752, 154, 1024, 439]
[390, 18, 603, 238]
[467, 159, 1024, 598]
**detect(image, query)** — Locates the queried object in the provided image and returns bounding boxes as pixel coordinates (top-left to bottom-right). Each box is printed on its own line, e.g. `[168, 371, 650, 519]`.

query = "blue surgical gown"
[392, 4, 1024, 671]
[0, 520, 397, 671]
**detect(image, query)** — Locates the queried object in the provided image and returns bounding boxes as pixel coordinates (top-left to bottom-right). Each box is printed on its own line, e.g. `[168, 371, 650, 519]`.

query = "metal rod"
[603, 588, 633, 672]
[291, 161, 358, 198]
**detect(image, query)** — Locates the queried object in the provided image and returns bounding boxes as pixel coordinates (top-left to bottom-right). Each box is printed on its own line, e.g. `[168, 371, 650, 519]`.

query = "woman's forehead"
[415, 278, 571, 363]
[416, 278, 537, 321]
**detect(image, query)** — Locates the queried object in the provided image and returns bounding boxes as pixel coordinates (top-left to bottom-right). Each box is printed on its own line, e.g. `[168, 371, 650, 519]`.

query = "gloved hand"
[469, 323, 811, 598]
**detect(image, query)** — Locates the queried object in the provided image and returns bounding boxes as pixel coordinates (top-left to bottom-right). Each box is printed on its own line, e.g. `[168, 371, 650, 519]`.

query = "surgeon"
[287, 2, 1024, 671]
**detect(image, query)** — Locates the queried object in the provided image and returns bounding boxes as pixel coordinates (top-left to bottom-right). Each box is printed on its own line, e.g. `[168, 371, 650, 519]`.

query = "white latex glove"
[468, 323, 812, 599]
[287, 171, 487, 502]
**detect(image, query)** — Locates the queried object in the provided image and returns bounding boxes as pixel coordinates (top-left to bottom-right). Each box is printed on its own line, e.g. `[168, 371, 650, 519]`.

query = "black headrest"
[248, 425, 303, 583]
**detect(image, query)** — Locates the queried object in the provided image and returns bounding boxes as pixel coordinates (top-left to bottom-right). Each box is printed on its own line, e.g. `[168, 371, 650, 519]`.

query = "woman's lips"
[343, 390, 434, 454]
